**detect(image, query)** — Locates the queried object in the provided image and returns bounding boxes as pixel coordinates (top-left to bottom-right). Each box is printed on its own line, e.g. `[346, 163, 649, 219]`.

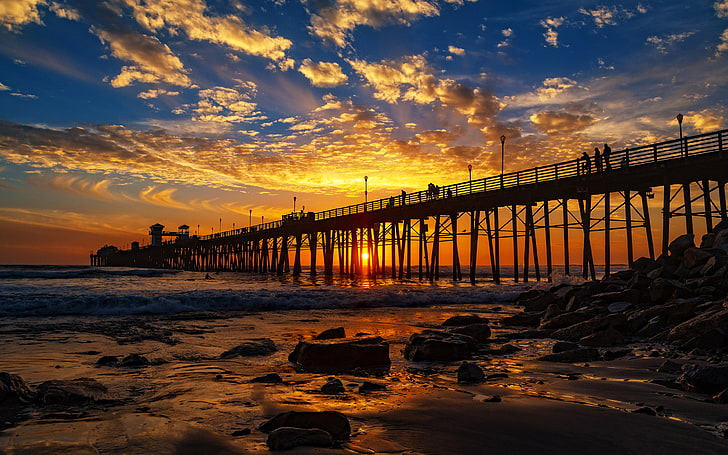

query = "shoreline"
[2, 303, 728, 454]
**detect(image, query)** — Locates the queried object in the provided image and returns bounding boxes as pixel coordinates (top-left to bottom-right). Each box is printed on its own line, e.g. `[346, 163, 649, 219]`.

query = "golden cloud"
[94, 28, 191, 87]
[307, 0, 440, 47]
[119, 0, 291, 62]
[0, 0, 45, 31]
[299, 59, 348, 87]
[530, 111, 598, 135]
[686, 109, 724, 132]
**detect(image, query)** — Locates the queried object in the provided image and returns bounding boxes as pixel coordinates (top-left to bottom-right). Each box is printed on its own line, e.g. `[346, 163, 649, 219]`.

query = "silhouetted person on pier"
[594, 147, 603, 172]
[603, 143, 612, 170]
[447, 188, 452, 198]
[581, 151, 591, 174]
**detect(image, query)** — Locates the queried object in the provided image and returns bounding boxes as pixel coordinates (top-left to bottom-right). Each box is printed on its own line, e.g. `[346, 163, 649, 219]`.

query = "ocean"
[0, 265, 569, 317]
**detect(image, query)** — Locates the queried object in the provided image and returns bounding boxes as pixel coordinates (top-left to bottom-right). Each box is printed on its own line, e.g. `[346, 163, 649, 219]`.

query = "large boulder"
[677, 364, 728, 394]
[0, 372, 33, 404]
[403, 330, 478, 362]
[35, 378, 107, 405]
[448, 323, 491, 341]
[314, 327, 345, 340]
[668, 234, 695, 258]
[288, 337, 390, 374]
[220, 338, 277, 359]
[259, 411, 350, 440]
[515, 290, 557, 312]
[457, 361, 485, 383]
[667, 308, 728, 348]
[266, 427, 333, 451]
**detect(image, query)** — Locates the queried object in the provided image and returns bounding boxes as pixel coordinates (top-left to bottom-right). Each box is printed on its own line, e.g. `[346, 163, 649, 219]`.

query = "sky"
[0, 0, 727, 265]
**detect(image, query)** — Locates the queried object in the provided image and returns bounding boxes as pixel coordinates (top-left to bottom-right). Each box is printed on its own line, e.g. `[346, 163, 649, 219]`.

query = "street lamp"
[468, 164, 472, 193]
[676, 113, 684, 157]
[364, 176, 368, 204]
[500, 135, 506, 188]
[293, 196, 297, 213]
[249, 209, 252, 227]
[219, 218, 222, 233]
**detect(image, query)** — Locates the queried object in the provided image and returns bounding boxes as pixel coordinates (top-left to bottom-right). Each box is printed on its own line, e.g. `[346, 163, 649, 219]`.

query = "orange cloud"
[0, 0, 45, 31]
[299, 59, 348, 87]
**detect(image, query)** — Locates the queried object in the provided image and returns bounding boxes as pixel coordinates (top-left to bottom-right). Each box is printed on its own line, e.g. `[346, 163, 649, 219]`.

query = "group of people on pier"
[579, 143, 613, 174]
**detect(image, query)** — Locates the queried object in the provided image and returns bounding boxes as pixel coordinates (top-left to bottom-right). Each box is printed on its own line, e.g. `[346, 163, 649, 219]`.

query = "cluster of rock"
[0, 372, 108, 429]
[505, 221, 728, 354]
[259, 410, 350, 451]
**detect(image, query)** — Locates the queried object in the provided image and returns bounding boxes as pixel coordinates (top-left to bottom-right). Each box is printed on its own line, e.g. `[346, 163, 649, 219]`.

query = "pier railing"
[199, 129, 725, 241]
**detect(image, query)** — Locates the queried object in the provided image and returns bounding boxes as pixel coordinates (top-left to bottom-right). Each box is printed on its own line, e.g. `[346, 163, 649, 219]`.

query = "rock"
[315, 327, 346, 340]
[537, 348, 601, 363]
[551, 315, 611, 342]
[541, 303, 563, 321]
[448, 323, 491, 341]
[552, 341, 579, 353]
[442, 315, 489, 326]
[231, 428, 251, 436]
[683, 247, 714, 269]
[35, 378, 107, 405]
[632, 257, 661, 275]
[266, 427, 333, 451]
[677, 364, 728, 394]
[288, 337, 390, 374]
[95, 355, 119, 366]
[119, 354, 150, 367]
[601, 348, 632, 361]
[632, 406, 656, 416]
[403, 330, 478, 362]
[649, 278, 691, 304]
[667, 308, 728, 346]
[260, 411, 350, 440]
[502, 311, 543, 327]
[220, 338, 277, 359]
[701, 233, 717, 249]
[668, 234, 695, 258]
[358, 381, 387, 393]
[540, 308, 602, 331]
[0, 372, 34, 404]
[321, 377, 345, 395]
[657, 360, 683, 374]
[515, 290, 557, 312]
[579, 326, 624, 347]
[607, 302, 634, 313]
[457, 361, 485, 383]
[250, 373, 283, 384]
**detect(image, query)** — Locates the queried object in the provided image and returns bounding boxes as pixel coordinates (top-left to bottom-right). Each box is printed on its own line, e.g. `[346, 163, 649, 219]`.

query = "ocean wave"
[0, 285, 524, 317]
[0, 267, 181, 280]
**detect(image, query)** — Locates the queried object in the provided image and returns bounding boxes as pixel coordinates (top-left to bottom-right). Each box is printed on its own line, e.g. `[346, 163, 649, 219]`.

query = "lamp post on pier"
[500, 135, 506, 188]
[364, 176, 368, 204]
[468, 164, 472, 193]
[677, 113, 684, 157]
[249, 209, 252, 228]
[293, 196, 297, 213]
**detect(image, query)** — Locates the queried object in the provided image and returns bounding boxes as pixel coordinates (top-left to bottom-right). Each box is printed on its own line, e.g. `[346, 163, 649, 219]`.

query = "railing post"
[719, 131, 724, 156]
[653, 145, 658, 162]
[555, 164, 558, 180]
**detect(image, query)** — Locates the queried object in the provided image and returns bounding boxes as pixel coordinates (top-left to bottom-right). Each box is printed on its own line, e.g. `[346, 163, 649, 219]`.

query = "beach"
[3, 298, 728, 454]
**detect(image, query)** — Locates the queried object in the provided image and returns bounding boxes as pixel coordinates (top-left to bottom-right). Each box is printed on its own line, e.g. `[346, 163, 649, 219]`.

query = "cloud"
[28, 175, 122, 201]
[530, 111, 598, 135]
[298, 59, 348, 87]
[716, 0, 728, 18]
[138, 186, 191, 210]
[306, 0, 440, 47]
[138, 89, 180, 99]
[540, 16, 564, 47]
[48, 1, 80, 21]
[0, 82, 10, 90]
[646, 32, 695, 54]
[685, 108, 724, 132]
[716, 28, 728, 57]
[578, 5, 635, 28]
[0, 0, 45, 31]
[93, 27, 192, 88]
[535, 77, 580, 101]
[118, 0, 292, 62]
[181, 85, 260, 123]
[348, 54, 504, 128]
[448, 46, 465, 56]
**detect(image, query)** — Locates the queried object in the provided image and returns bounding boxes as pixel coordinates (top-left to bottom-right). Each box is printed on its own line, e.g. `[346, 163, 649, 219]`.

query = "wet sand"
[2, 304, 728, 454]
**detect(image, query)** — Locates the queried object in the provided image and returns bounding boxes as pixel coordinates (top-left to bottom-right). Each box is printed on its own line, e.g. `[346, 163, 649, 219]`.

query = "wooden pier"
[92, 129, 728, 282]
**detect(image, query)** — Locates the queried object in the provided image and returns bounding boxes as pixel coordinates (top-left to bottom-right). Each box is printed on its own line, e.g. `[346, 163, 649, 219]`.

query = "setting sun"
[361, 252, 370, 261]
